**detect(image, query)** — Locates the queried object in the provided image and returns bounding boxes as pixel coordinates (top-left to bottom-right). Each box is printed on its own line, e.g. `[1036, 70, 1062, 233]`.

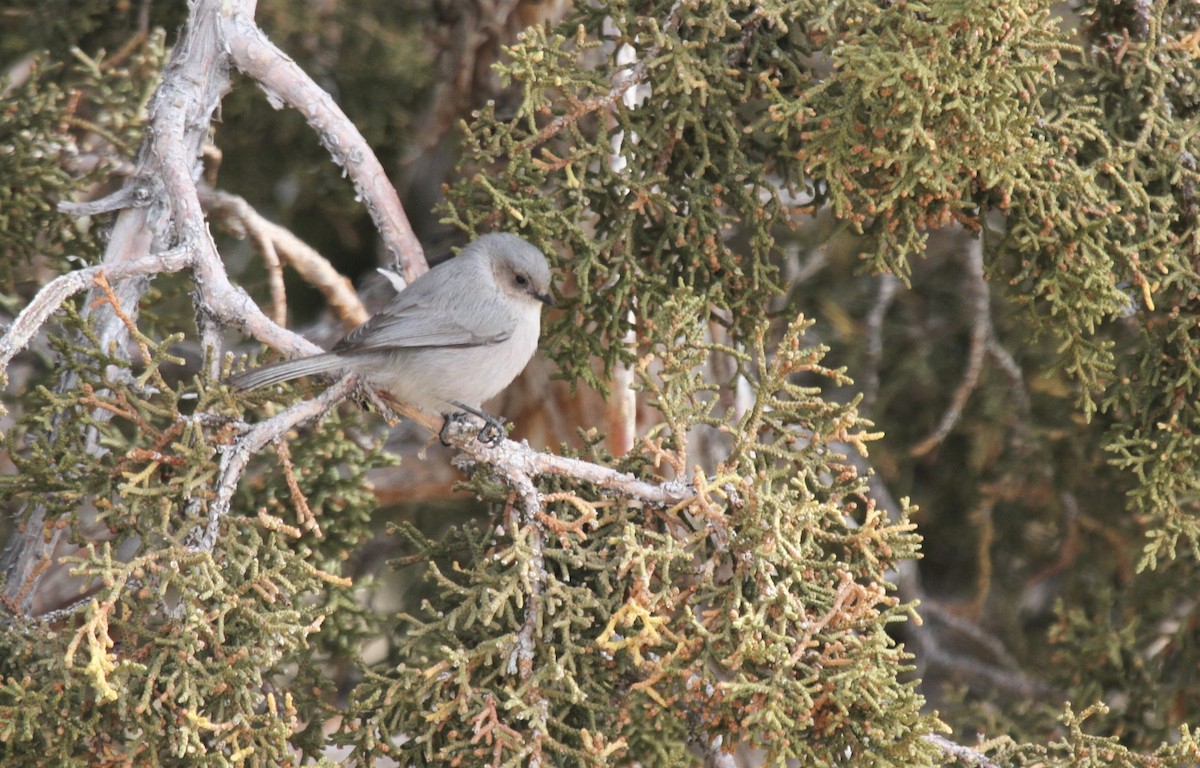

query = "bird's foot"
[440, 402, 507, 446]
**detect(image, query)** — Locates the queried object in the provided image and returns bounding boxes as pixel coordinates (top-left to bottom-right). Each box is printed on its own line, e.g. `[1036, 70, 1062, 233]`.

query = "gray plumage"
[229, 233, 554, 412]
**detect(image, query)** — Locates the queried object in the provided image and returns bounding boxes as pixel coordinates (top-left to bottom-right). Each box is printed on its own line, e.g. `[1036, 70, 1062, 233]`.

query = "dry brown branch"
[967, 494, 997, 620]
[274, 439, 321, 537]
[918, 603, 1056, 701]
[200, 187, 369, 329]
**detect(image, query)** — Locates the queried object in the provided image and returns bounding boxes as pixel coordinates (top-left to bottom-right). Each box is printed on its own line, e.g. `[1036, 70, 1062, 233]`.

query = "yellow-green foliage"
[5, 0, 1200, 764]
[0, 38, 164, 295]
[0, 304, 393, 765]
[347, 298, 936, 765]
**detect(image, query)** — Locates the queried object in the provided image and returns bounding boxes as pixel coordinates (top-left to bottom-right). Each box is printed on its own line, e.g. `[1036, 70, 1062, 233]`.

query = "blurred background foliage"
[3, 0, 1200, 764]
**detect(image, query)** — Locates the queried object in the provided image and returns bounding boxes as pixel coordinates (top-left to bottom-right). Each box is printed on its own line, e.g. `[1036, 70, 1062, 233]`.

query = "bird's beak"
[536, 291, 555, 308]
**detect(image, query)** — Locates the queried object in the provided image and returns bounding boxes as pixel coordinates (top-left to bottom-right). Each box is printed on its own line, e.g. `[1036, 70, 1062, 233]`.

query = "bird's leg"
[447, 402, 507, 445]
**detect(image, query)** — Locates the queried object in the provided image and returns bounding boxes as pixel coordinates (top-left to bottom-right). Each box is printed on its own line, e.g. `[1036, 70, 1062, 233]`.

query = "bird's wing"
[332, 297, 513, 355]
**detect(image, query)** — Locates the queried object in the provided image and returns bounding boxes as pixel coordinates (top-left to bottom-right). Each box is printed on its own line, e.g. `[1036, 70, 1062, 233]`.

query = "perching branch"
[3, 0, 697, 620]
[443, 425, 693, 507]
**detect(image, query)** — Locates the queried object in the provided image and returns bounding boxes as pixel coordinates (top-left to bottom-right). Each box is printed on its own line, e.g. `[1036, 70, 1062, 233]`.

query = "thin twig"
[862, 272, 900, 410]
[986, 337, 1032, 451]
[191, 374, 359, 553]
[275, 439, 321, 537]
[922, 733, 1002, 768]
[921, 626, 1054, 700]
[200, 187, 369, 328]
[256, 215, 287, 326]
[922, 601, 1025, 674]
[911, 236, 990, 457]
[520, 0, 683, 153]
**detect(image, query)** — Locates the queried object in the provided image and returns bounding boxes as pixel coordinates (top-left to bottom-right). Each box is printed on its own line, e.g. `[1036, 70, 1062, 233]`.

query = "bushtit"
[230, 233, 554, 430]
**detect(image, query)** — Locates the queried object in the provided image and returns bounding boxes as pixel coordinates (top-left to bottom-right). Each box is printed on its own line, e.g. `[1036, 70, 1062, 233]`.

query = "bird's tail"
[228, 352, 347, 391]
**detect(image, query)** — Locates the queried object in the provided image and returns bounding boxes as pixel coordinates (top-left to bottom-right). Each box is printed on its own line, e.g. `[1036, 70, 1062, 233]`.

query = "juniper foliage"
[345, 300, 934, 764]
[0, 303, 392, 764]
[2, 0, 1200, 766]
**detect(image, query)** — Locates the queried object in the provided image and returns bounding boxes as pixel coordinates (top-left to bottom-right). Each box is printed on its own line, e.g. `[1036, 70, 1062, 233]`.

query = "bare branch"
[200, 187, 369, 329]
[986, 336, 1032, 452]
[58, 180, 155, 217]
[5, 0, 327, 612]
[192, 373, 359, 553]
[440, 417, 692, 506]
[223, 16, 427, 282]
[0, 249, 192, 380]
[922, 734, 1002, 768]
[862, 272, 901, 410]
[911, 235, 990, 457]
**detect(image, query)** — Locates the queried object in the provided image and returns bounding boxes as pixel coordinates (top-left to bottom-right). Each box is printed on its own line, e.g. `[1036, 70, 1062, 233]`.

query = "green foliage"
[346, 297, 939, 765]
[0, 60, 76, 296]
[0, 304, 393, 766]
[1106, 310, 1200, 567]
[0, 35, 165, 303]
[1080, 0, 1200, 566]
[444, 1, 799, 389]
[1046, 570, 1200, 751]
[987, 703, 1200, 766]
[0, 1, 184, 62]
[779, 0, 1061, 273]
[5, 0, 1200, 763]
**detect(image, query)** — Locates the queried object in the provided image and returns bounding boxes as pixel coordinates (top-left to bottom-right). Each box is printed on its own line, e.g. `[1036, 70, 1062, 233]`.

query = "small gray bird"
[230, 233, 554, 421]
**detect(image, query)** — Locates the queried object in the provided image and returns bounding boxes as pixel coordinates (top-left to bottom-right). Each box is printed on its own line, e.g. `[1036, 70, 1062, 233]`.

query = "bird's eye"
[515, 274, 528, 286]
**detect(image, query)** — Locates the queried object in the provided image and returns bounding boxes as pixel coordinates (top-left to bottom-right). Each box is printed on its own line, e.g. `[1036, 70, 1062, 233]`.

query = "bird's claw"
[438, 413, 460, 447]
[476, 417, 505, 445]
